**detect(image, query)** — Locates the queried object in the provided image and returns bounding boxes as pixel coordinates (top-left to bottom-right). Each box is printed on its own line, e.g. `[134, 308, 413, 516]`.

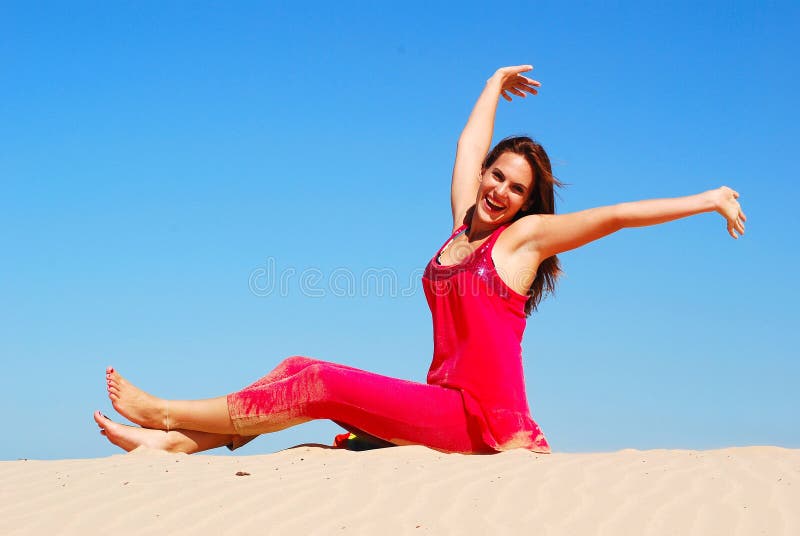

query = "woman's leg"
[228, 357, 489, 454]
[106, 366, 236, 434]
[93, 411, 235, 454]
[105, 356, 324, 434]
[107, 356, 489, 454]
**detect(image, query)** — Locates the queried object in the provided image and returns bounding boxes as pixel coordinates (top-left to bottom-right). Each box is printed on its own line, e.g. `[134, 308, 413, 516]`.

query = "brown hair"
[482, 136, 563, 316]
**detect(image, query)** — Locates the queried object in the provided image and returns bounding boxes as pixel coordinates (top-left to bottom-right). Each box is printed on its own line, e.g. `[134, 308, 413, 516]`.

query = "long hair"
[482, 136, 564, 316]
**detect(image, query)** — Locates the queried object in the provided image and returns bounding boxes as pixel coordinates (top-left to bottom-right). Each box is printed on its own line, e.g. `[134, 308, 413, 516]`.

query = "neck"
[467, 214, 502, 242]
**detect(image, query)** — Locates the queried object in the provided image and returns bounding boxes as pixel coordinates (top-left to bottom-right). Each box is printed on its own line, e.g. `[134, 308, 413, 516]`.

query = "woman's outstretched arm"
[511, 186, 747, 259]
[450, 65, 540, 229]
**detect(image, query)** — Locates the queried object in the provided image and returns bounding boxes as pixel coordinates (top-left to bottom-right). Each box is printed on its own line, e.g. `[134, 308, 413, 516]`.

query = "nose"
[495, 182, 509, 199]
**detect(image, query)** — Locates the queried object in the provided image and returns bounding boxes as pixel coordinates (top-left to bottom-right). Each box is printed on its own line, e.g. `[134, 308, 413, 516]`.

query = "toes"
[93, 410, 109, 428]
[106, 368, 121, 385]
[105, 368, 119, 385]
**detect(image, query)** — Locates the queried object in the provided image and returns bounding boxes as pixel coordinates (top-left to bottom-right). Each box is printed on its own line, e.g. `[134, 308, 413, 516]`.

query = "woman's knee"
[292, 362, 344, 403]
[279, 355, 317, 370]
[271, 355, 324, 379]
[243, 355, 320, 390]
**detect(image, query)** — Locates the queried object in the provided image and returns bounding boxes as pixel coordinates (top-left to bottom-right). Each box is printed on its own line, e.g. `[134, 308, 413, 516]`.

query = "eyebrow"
[493, 168, 528, 191]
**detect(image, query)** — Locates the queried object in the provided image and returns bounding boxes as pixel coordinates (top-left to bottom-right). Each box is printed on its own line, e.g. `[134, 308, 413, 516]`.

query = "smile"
[483, 195, 506, 213]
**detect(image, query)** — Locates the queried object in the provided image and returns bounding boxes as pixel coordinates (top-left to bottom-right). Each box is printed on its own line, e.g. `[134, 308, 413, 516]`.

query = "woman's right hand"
[489, 65, 541, 101]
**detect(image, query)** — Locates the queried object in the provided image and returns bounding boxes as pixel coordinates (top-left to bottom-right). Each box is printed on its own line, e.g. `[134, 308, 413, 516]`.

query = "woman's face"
[475, 151, 535, 225]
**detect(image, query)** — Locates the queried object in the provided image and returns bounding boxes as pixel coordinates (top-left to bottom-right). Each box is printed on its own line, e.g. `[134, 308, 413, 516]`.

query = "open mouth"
[483, 196, 506, 213]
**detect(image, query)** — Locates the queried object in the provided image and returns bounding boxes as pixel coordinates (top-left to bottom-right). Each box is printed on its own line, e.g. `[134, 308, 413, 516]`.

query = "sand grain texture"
[1, 446, 797, 535]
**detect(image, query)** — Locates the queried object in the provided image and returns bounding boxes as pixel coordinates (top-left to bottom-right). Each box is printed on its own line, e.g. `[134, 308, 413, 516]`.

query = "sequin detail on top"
[433, 225, 530, 303]
[422, 223, 550, 453]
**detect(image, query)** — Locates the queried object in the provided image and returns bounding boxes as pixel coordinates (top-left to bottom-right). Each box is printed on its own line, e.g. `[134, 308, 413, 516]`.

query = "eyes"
[492, 171, 527, 195]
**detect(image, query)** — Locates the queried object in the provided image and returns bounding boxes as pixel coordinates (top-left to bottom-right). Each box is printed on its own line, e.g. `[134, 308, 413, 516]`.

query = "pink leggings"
[226, 355, 492, 454]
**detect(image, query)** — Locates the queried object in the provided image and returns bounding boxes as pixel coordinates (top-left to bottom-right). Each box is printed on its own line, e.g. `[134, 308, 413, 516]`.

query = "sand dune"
[2, 445, 797, 535]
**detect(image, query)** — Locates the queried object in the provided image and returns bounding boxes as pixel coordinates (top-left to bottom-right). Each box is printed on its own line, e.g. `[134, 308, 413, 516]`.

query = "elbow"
[610, 203, 628, 231]
[457, 129, 488, 150]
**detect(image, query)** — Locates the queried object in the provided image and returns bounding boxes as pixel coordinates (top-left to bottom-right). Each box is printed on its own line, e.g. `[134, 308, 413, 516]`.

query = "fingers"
[736, 209, 746, 233]
[727, 217, 745, 238]
[514, 76, 540, 90]
[501, 78, 540, 101]
[507, 64, 533, 73]
[496, 65, 533, 80]
[520, 76, 542, 87]
[495, 65, 542, 95]
[718, 187, 746, 238]
[732, 193, 745, 235]
[516, 81, 539, 95]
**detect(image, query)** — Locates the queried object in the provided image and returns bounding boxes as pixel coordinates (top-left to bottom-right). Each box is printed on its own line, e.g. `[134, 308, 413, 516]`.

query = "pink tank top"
[422, 223, 550, 453]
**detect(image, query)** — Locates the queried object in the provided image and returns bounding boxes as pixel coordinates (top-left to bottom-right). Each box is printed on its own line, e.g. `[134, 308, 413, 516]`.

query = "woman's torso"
[436, 221, 541, 297]
[421, 222, 550, 453]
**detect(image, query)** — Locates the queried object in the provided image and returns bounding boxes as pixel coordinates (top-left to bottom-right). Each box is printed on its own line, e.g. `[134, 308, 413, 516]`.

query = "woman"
[94, 65, 746, 455]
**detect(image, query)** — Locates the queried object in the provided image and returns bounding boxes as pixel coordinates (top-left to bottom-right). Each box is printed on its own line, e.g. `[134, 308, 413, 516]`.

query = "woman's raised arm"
[450, 65, 540, 230]
[511, 187, 747, 259]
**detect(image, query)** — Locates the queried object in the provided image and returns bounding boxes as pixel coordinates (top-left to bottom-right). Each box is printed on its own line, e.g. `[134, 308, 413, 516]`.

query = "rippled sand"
[2, 445, 798, 535]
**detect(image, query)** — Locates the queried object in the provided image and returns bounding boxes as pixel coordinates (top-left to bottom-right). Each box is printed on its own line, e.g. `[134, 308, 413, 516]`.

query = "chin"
[478, 204, 514, 223]
[477, 210, 510, 226]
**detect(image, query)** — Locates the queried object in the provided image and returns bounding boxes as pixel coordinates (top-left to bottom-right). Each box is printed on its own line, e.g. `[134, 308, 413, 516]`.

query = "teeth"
[485, 196, 504, 211]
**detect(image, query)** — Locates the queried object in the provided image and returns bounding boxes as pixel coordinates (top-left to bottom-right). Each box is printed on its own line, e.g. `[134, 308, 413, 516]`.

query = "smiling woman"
[94, 64, 746, 456]
[449, 134, 564, 315]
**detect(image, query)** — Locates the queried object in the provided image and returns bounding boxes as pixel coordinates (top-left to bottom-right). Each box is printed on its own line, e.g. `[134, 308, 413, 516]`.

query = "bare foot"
[93, 411, 180, 453]
[106, 366, 168, 430]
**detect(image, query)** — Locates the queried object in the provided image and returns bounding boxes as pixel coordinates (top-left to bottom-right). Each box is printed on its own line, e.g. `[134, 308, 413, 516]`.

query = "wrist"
[485, 74, 503, 89]
[703, 188, 722, 213]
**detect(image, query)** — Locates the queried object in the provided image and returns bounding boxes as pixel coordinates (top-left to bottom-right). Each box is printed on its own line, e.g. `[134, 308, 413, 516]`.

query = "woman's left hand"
[711, 186, 747, 239]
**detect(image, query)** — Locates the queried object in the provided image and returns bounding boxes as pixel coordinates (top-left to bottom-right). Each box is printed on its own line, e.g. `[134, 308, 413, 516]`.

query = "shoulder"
[493, 217, 546, 294]
[498, 214, 548, 254]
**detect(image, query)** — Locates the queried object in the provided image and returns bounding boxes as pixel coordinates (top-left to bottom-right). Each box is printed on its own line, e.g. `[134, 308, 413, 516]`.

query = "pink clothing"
[225, 223, 549, 454]
[422, 223, 550, 453]
[227, 355, 490, 453]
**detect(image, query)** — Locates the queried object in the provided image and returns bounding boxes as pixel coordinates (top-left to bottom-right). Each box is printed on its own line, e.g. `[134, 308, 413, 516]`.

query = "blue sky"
[1, 1, 797, 460]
